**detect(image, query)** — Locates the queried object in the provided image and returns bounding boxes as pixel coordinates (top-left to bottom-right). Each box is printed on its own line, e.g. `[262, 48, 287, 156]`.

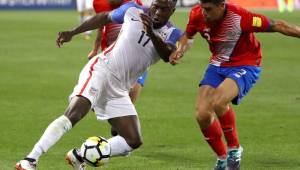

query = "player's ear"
[220, 2, 225, 8]
[171, 7, 176, 14]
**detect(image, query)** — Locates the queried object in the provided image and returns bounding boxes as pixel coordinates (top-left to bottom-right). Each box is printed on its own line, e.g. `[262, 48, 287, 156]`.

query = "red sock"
[201, 119, 227, 158]
[218, 106, 240, 149]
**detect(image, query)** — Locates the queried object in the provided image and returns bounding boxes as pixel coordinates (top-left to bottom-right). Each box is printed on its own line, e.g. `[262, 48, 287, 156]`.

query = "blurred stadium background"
[1, 0, 300, 170]
[1, 0, 300, 9]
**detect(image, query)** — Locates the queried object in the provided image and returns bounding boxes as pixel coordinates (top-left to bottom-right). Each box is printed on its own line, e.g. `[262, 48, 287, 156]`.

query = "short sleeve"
[110, 2, 141, 24]
[135, 0, 143, 6]
[240, 9, 271, 32]
[185, 7, 201, 37]
[165, 28, 183, 46]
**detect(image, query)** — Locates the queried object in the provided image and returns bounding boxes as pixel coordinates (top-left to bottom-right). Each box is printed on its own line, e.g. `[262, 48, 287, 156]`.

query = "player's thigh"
[64, 96, 91, 125]
[226, 66, 261, 105]
[70, 56, 108, 110]
[214, 78, 239, 105]
[197, 64, 224, 110]
[196, 85, 216, 114]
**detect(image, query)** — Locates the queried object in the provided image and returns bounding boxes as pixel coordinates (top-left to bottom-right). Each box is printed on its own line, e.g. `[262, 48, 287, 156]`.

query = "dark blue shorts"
[136, 71, 148, 86]
[200, 64, 261, 105]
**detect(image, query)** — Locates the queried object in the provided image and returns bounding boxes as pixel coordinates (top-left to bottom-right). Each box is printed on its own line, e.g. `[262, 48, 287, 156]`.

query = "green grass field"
[0, 9, 300, 170]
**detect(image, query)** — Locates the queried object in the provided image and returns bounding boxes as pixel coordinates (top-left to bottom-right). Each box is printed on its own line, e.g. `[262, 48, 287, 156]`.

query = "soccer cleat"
[15, 158, 37, 170]
[214, 158, 227, 170]
[66, 148, 86, 170]
[227, 146, 243, 170]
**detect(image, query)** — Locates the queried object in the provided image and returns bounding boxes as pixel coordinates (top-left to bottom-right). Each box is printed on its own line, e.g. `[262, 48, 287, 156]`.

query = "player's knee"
[195, 106, 212, 128]
[64, 97, 91, 126]
[212, 95, 228, 115]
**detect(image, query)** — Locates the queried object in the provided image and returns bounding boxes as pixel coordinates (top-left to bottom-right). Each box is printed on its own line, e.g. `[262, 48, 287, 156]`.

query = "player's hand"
[88, 50, 98, 60]
[140, 13, 154, 37]
[169, 50, 183, 65]
[56, 31, 73, 48]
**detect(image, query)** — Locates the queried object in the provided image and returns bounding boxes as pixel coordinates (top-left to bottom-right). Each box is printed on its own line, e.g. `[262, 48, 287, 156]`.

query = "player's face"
[200, 2, 225, 22]
[149, 0, 175, 28]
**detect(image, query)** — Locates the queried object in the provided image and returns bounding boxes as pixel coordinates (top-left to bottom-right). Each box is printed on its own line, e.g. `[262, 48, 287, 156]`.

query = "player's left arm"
[268, 19, 300, 38]
[140, 13, 180, 62]
[241, 9, 300, 38]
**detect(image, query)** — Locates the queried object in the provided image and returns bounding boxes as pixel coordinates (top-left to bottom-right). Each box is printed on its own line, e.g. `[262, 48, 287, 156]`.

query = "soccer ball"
[80, 136, 111, 167]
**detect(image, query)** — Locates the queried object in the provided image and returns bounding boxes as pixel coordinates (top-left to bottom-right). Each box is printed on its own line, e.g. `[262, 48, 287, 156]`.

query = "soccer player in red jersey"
[170, 0, 300, 169]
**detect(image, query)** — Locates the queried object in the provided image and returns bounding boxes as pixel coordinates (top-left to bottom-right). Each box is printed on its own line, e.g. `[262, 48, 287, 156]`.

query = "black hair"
[200, 0, 225, 5]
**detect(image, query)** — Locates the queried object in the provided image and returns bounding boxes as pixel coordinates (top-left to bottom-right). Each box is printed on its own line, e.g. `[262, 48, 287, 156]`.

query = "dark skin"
[140, 1, 176, 62]
[57, 0, 177, 149]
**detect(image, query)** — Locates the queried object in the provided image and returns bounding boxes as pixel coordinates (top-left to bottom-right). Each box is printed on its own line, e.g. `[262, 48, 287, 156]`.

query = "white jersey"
[102, 2, 182, 90]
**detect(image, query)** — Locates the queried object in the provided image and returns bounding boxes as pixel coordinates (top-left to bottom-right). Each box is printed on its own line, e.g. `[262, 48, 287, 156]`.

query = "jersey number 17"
[138, 30, 151, 47]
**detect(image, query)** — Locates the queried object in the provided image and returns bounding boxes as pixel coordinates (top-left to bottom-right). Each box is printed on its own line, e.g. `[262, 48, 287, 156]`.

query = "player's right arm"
[169, 34, 194, 65]
[56, 12, 112, 47]
[169, 6, 199, 65]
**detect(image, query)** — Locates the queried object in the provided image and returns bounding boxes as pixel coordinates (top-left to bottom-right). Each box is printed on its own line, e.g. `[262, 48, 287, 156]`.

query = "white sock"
[107, 135, 133, 157]
[27, 115, 72, 161]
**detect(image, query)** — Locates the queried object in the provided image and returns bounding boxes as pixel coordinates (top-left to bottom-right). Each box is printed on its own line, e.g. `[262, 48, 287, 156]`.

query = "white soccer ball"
[80, 136, 111, 167]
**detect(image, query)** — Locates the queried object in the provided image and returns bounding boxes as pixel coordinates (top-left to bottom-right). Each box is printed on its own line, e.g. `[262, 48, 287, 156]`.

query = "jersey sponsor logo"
[252, 17, 262, 27]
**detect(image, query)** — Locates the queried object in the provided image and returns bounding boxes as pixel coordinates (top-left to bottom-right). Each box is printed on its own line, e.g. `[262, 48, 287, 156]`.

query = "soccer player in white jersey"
[15, 0, 182, 170]
[76, 0, 94, 39]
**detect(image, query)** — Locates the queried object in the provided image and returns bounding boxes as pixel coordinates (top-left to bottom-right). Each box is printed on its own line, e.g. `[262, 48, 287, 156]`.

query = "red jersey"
[93, 0, 143, 50]
[186, 3, 271, 67]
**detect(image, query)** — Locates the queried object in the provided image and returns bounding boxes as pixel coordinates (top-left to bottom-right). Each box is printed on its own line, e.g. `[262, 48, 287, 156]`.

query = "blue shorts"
[200, 64, 261, 105]
[136, 71, 148, 86]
